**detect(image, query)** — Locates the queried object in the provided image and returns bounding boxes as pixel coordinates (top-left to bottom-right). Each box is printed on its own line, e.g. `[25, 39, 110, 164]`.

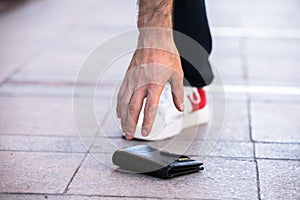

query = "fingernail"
[141, 129, 148, 137]
[125, 132, 133, 140]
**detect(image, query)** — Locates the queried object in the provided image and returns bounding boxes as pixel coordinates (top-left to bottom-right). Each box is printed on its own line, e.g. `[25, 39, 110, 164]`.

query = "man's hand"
[116, 0, 184, 139]
[116, 47, 184, 139]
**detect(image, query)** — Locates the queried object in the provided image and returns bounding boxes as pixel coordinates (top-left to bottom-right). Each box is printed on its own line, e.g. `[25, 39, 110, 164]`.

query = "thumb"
[170, 74, 184, 112]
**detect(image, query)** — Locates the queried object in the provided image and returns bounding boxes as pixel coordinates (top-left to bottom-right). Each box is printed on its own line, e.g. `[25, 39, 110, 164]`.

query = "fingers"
[119, 78, 147, 140]
[119, 84, 134, 139]
[170, 73, 184, 112]
[116, 78, 128, 118]
[141, 84, 164, 136]
[117, 75, 183, 140]
[125, 87, 147, 137]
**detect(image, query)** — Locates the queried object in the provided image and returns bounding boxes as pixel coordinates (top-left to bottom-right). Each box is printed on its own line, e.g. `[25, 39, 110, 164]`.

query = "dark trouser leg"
[173, 0, 214, 87]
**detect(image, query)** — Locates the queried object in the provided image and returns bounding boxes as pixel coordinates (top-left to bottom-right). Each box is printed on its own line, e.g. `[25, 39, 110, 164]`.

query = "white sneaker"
[131, 84, 209, 141]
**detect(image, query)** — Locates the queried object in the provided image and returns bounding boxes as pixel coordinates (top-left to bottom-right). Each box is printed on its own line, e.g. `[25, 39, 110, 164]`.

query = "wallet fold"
[112, 145, 204, 179]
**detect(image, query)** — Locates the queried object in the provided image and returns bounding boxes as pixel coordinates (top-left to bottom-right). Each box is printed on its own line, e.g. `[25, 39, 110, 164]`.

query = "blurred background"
[0, 0, 299, 199]
[1, 0, 300, 88]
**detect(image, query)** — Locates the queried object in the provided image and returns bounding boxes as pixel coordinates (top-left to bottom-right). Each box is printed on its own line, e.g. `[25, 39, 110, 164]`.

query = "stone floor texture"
[0, 0, 299, 199]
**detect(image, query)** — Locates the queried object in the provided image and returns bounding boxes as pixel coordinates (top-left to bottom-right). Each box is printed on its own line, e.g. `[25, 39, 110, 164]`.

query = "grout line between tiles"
[247, 98, 261, 200]
[62, 108, 111, 194]
[62, 153, 88, 194]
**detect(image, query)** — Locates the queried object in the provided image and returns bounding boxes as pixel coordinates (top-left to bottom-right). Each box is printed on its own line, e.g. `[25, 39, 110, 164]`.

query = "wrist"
[137, 0, 173, 29]
[137, 28, 177, 53]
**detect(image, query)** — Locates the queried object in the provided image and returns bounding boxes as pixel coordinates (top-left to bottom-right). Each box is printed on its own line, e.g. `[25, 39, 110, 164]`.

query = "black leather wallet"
[112, 145, 204, 179]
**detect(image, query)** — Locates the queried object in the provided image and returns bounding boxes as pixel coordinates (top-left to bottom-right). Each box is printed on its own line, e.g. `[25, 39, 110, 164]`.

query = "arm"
[137, 0, 173, 28]
[116, 0, 184, 140]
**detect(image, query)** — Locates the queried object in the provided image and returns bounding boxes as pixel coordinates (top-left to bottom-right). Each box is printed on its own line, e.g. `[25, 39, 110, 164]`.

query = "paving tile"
[0, 42, 44, 83]
[206, 141, 253, 158]
[0, 83, 75, 97]
[0, 151, 84, 193]
[90, 136, 253, 159]
[9, 40, 130, 85]
[167, 139, 253, 158]
[0, 194, 164, 200]
[9, 52, 88, 84]
[207, 0, 246, 27]
[74, 0, 136, 29]
[211, 37, 241, 60]
[240, 0, 300, 29]
[0, 135, 89, 153]
[251, 101, 300, 143]
[0, 0, 102, 83]
[247, 59, 300, 86]
[68, 155, 258, 199]
[47, 28, 117, 54]
[10, 30, 115, 79]
[258, 159, 300, 200]
[209, 0, 300, 29]
[0, 83, 115, 100]
[0, 0, 126, 84]
[255, 143, 300, 160]
[212, 58, 245, 84]
[250, 91, 300, 103]
[0, 0, 100, 43]
[0, 96, 107, 136]
[245, 38, 300, 61]
[5, 1, 135, 85]
[219, 100, 250, 141]
[222, 88, 248, 102]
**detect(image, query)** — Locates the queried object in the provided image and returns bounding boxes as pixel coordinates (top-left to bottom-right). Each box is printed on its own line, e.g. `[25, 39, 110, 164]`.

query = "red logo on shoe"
[187, 88, 207, 112]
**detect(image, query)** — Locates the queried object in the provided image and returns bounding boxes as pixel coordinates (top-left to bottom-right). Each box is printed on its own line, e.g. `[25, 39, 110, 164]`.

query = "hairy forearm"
[137, 0, 173, 28]
[137, 0, 176, 52]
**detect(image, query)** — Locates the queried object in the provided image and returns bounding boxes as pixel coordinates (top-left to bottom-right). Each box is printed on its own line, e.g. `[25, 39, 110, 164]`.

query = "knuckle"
[148, 83, 158, 90]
